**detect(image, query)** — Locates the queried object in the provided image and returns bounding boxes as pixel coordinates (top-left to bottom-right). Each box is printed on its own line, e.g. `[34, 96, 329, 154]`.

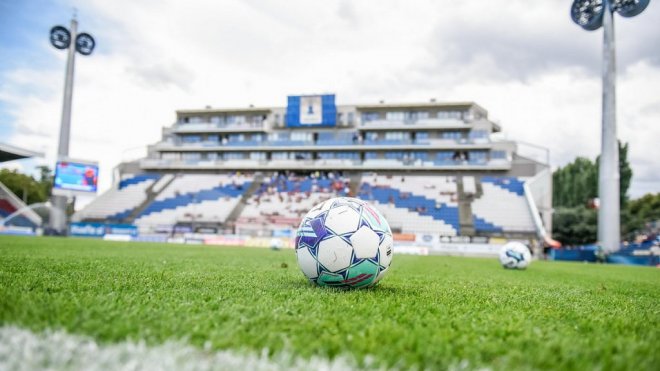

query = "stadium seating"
[0, 181, 39, 228]
[358, 174, 459, 236]
[75, 174, 160, 221]
[470, 177, 535, 233]
[134, 174, 251, 230]
[237, 173, 349, 233]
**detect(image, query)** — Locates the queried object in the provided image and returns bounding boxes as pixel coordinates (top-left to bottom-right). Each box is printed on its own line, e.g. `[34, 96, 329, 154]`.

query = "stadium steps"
[224, 173, 263, 226]
[124, 174, 177, 223]
[456, 176, 475, 236]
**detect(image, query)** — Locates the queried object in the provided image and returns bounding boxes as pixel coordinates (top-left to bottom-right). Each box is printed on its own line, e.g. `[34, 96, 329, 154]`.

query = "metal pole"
[58, 18, 77, 157]
[598, 0, 620, 252]
[50, 17, 78, 234]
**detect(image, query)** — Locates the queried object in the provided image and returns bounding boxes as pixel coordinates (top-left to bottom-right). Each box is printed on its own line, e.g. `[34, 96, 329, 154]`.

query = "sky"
[0, 0, 659, 200]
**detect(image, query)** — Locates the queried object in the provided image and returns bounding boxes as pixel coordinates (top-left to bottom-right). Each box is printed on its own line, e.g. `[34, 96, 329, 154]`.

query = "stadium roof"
[0, 142, 43, 163]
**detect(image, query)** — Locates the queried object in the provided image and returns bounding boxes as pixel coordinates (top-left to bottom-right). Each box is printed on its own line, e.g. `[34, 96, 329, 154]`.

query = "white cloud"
[1, 0, 658, 198]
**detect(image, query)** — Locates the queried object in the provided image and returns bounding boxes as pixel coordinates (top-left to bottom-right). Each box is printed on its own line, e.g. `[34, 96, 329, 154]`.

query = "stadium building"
[74, 94, 554, 252]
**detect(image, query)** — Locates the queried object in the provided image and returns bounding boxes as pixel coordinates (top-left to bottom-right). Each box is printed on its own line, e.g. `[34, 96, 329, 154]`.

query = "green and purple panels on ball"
[295, 197, 393, 289]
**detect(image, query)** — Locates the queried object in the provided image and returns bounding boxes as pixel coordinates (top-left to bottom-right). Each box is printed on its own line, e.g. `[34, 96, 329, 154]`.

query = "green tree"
[621, 193, 660, 239]
[0, 169, 48, 205]
[552, 141, 634, 244]
[552, 207, 598, 245]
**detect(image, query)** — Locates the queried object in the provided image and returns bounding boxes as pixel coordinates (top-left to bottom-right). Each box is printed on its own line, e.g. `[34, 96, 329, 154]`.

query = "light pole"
[48, 16, 96, 234]
[570, 0, 650, 252]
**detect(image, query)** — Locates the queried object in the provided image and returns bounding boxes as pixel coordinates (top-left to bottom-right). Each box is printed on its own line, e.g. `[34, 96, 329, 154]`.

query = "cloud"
[0, 0, 658, 199]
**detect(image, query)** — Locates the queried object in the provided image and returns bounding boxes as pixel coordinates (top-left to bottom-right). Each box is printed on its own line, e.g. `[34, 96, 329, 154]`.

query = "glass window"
[272, 152, 289, 160]
[386, 111, 405, 121]
[436, 151, 453, 160]
[365, 152, 378, 159]
[227, 115, 245, 124]
[412, 152, 428, 160]
[293, 152, 312, 160]
[205, 152, 218, 160]
[162, 152, 180, 160]
[491, 150, 507, 159]
[249, 152, 266, 160]
[361, 112, 380, 123]
[223, 152, 244, 160]
[384, 151, 405, 160]
[182, 135, 202, 143]
[347, 112, 355, 124]
[182, 152, 201, 161]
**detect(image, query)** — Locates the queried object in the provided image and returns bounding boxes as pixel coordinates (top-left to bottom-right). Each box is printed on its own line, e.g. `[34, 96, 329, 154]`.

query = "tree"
[0, 169, 49, 205]
[554, 141, 631, 208]
[621, 193, 660, 239]
[552, 207, 598, 245]
[552, 141, 634, 244]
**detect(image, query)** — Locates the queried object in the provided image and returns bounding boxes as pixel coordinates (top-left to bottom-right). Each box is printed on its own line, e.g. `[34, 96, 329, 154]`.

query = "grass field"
[1, 235, 658, 370]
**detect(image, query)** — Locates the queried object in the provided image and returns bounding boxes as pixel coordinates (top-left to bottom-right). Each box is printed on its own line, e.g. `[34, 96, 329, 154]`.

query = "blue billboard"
[54, 160, 99, 193]
[69, 222, 138, 238]
[286, 94, 336, 127]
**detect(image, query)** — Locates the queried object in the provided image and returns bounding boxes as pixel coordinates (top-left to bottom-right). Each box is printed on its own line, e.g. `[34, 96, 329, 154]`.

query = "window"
[182, 135, 202, 143]
[347, 112, 355, 124]
[412, 152, 428, 160]
[384, 131, 409, 141]
[416, 131, 429, 140]
[361, 112, 380, 123]
[491, 150, 507, 159]
[210, 116, 224, 124]
[294, 152, 312, 160]
[205, 152, 218, 160]
[249, 152, 266, 160]
[441, 131, 462, 140]
[336, 152, 359, 160]
[365, 152, 378, 159]
[182, 152, 201, 161]
[407, 111, 429, 122]
[386, 111, 405, 121]
[228, 134, 245, 142]
[436, 151, 453, 161]
[162, 152, 180, 160]
[291, 132, 312, 142]
[272, 152, 289, 160]
[469, 130, 488, 139]
[227, 115, 245, 125]
[223, 152, 244, 160]
[384, 151, 405, 160]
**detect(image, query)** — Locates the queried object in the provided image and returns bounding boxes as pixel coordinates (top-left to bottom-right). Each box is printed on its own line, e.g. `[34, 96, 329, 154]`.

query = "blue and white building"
[76, 94, 553, 246]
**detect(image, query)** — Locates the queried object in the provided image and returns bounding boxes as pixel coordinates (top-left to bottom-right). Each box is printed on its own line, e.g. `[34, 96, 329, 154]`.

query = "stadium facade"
[75, 94, 553, 252]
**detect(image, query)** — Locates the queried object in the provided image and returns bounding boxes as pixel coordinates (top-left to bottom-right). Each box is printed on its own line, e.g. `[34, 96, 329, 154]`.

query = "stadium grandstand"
[74, 95, 554, 253]
[0, 142, 43, 232]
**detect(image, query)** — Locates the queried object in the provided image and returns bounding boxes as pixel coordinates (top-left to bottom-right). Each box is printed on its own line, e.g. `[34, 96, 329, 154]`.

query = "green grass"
[0, 235, 658, 370]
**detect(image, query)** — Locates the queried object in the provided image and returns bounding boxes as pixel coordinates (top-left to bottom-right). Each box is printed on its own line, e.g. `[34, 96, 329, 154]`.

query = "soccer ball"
[499, 242, 532, 269]
[295, 197, 393, 288]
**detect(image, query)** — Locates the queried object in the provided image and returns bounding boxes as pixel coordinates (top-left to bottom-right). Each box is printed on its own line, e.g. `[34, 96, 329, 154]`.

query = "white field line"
[0, 326, 372, 371]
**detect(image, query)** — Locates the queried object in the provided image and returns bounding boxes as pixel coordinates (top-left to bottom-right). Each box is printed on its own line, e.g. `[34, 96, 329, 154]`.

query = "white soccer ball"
[499, 241, 532, 269]
[295, 197, 393, 288]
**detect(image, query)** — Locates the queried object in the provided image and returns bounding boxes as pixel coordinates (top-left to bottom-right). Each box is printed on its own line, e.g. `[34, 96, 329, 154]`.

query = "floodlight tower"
[49, 15, 96, 234]
[570, 0, 650, 252]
